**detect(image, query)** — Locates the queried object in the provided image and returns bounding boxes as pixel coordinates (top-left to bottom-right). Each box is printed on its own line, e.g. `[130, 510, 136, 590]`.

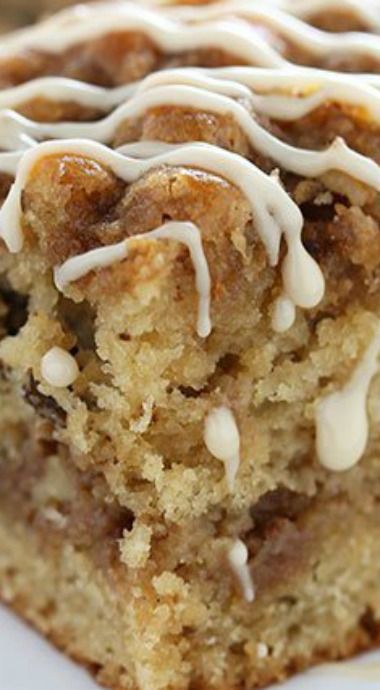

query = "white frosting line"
[276, 0, 380, 33]
[166, 1, 380, 60]
[142, 0, 380, 30]
[210, 65, 380, 93]
[54, 221, 212, 338]
[138, 66, 380, 122]
[0, 111, 40, 152]
[1, 0, 378, 70]
[228, 538, 255, 602]
[10, 83, 380, 190]
[0, 77, 136, 112]
[204, 406, 240, 491]
[3, 67, 380, 124]
[0, 4, 285, 68]
[0, 139, 325, 315]
[272, 295, 296, 333]
[315, 326, 380, 472]
[0, 151, 24, 176]
[41, 346, 79, 387]
[117, 141, 182, 158]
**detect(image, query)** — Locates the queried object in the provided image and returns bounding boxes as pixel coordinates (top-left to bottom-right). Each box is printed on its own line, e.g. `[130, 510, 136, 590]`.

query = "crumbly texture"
[1, 3, 380, 690]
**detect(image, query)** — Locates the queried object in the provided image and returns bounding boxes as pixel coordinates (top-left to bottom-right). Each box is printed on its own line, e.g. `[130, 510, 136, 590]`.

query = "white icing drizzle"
[0, 77, 136, 113]
[0, 110, 38, 152]
[117, 141, 181, 158]
[3, 67, 380, 125]
[0, 0, 378, 71]
[0, 4, 285, 69]
[315, 326, 380, 472]
[204, 406, 240, 491]
[272, 295, 296, 333]
[165, 1, 380, 61]
[0, 139, 325, 316]
[54, 221, 212, 339]
[142, 0, 380, 30]
[0, 151, 26, 176]
[276, 0, 380, 33]
[41, 346, 79, 387]
[140, 66, 380, 122]
[6, 80, 380, 190]
[228, 538, 255, 602]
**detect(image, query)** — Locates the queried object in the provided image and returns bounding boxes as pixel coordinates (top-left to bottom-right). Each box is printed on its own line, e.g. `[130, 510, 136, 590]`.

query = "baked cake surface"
[1, 1, 380, 689]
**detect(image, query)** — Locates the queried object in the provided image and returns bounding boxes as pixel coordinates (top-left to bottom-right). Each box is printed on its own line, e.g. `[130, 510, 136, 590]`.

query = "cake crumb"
[119, 523, 152, 569]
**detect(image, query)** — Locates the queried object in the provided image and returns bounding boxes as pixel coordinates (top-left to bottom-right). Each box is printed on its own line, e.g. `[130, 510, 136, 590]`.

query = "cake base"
[2, 485, 380, 690]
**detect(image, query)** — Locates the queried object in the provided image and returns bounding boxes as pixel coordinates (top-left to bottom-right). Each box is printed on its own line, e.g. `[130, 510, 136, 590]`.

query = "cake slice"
[1, 2, 380, 690]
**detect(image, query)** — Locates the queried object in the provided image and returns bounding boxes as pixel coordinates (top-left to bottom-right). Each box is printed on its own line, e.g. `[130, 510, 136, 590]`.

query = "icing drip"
[204, 406, 240, 491]
[41, 346, 79, 388]
[228, 539, 255, 602]
[0, 139, 325, 317]
[55, 221, 212, 339]
[272, 295, 296, 333]
[5, 81, 380, 190]
[315, 326, 380, 472]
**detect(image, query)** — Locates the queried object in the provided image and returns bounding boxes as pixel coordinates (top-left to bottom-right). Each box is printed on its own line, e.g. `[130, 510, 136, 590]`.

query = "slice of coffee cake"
[1, 2, 380, 690]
